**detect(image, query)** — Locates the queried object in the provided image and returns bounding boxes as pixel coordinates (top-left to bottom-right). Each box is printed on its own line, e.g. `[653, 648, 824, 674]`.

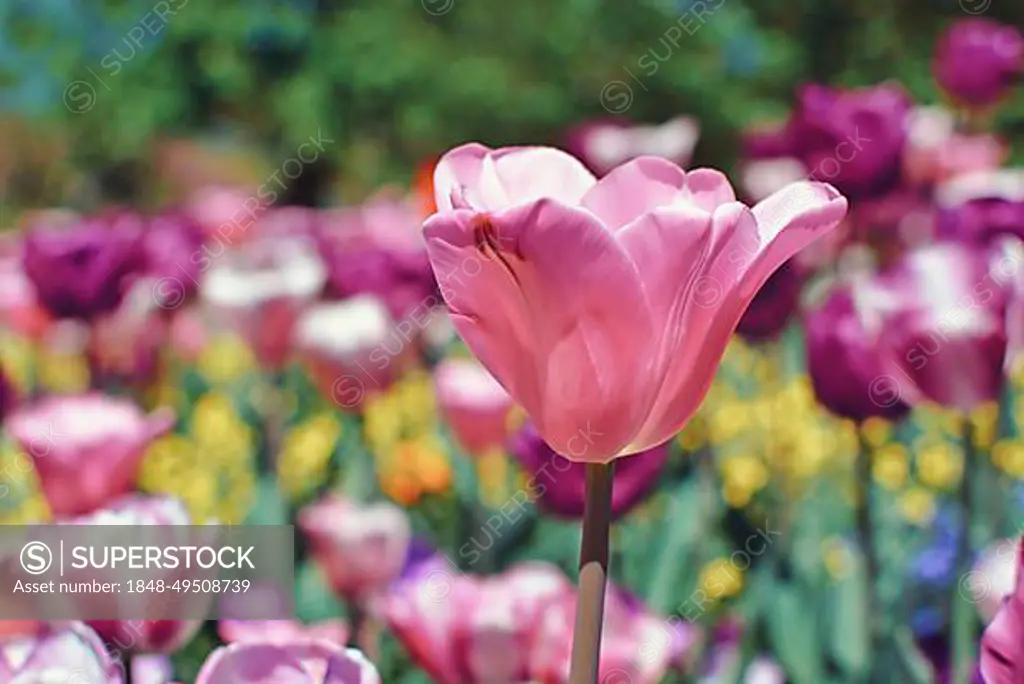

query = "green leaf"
[766, 582, 826, 684]
[244, 474, 288, 526]
[294, 560, 346, 623]
[825, 555, 869, 679]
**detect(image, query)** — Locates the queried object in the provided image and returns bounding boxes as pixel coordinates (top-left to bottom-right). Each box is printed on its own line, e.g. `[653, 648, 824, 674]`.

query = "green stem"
[856, 427, 879, 682]
[951, 418, 977, 684]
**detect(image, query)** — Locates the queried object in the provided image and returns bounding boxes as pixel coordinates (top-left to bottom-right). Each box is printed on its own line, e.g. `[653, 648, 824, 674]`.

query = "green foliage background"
[1, 0, 1023, 212]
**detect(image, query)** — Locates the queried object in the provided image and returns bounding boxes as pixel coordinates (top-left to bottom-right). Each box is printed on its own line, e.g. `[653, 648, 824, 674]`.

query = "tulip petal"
[434, 144, 596, 213]
[425, 199, 657, 460]
[615, 205, 716, 450]
[195, 643, 313, 684]
[131, 654, 173, 684]
[681, 168, 737, 213]
[629, 182, 847, 449]
[580, 157, 686, 230]
[324, 648, 382, 684]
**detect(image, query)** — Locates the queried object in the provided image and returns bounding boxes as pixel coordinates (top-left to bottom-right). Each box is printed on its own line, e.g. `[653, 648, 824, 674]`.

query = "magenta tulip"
[423, 144, 847, 462]
[298, 496, 412, 605]
[937, 169, 1024, 246]
[565, 117, 700, 176]
[510, 423, 667, 519]
[0, 622, 125, 683]
[433, 356, 513, 456]
[867, 242, 1013, 412]
[736, 260, 804, 341]
[933, 19, 1024, 108]
[195, 642, 380, 684]
[981, 538, 1024, 684]
[805, 284, 912, 423]
[5, 394, 175, 517]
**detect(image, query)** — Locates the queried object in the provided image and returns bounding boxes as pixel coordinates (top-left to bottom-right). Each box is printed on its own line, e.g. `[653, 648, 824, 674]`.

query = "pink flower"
[433, 356, 513, 456]
[903, 107, 1007, 188]
[0, 622, 125, 683]
[384, 560, 689, 684]
[72, 495, 206, 654]
[384, 560, 573, 684]
[423, 144, 847, 462]
[566, 117, 700, 176]
[981, 538, 1024, 684]
[293, 296, 406, 411]
[195, 642, 380, 684]
[219, 619, 349, 647]
[973, 539, 1021, 624]
[862, 242, 1013, 412]
[5, 394, 175, 517]
[298, 496, 412, 605]
[201, 235, 326, 370]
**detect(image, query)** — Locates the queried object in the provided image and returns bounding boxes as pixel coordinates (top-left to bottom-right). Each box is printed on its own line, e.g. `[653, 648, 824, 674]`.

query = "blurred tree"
[0, 0, 1021, 211]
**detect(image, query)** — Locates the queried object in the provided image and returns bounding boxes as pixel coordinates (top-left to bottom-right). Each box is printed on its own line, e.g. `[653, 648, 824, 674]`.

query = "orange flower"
[413, 156, 438, 219]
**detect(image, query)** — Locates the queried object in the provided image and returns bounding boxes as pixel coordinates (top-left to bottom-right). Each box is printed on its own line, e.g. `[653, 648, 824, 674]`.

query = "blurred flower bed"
[0, 13, 1023, 684]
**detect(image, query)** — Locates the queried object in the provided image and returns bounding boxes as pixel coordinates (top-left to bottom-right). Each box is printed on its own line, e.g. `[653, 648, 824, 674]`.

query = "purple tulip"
[509, 423, 667, 519]
[0, 622, 125, 683]
[937, 169, 1024, 245]
[317, 195, 436, 321]
[736, 260, 804, 342]
[748, 84, 913, 200]
[933, 19, 1024, 108]
[805, 285, 912, 423]
[867, 242, 1012, 412]
[981, 538, 1024, 684]
[144, 211, 206, 310]
[195, 642, 380, 684]
[22, 212, 146, 320]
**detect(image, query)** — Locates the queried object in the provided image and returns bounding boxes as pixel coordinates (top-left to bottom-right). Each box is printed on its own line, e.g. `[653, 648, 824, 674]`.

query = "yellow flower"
[872, 443, 909, 490]
[411, 438, 453, 494]
[971, 402, 999, 432]
[720, 455, 768, 509]
[992, 439, 1024, 478]
[277, 413, 341, 499]
[708, 401, 748, 444]
[0, 333, 33, 393]
[476, 448, 513, 508]
[37, 349, 89, 394]
[698, 558, 744, 600]
[862, 417, 893, 448]
[198, 334, 257, 385]
[191, 394, 253, 469]
[821, 537, 855, 580]
[916, 442, 963, 490]
[898, 487, 937, 526]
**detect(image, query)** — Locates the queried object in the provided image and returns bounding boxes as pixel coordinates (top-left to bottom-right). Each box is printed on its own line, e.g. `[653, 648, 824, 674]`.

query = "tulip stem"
[569, 461, 615, 684]
[856, 428, 879, 680]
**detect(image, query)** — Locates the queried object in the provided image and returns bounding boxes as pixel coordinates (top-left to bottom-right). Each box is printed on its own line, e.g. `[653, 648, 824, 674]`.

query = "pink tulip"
[384, 559, 686, 684]
[187, 185, 261, 244]
[424, 144, 847, 461]
[195, 641, 380, 684]
[219, 619, 349, 647]
[293, 296, 407, 411]
[71, 495, 206, 654]
[566, 117, 700, 176]
[0, 622, 125, 683]
[298, 496, 412, 605]
[737, 157, 808, 204]
[973, 538, 1021, 624]
[201, 235, 326, 370]
[385, 560, 574, 684]
[981, 538, 1024, 684]
[5, 394, 175, 517]
[903, 107, 1007, 188]
[433, 356, 513, 455]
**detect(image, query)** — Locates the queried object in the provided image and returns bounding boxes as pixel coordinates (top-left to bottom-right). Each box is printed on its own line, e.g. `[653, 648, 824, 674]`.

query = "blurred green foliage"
[1, 0, 1023, 211]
